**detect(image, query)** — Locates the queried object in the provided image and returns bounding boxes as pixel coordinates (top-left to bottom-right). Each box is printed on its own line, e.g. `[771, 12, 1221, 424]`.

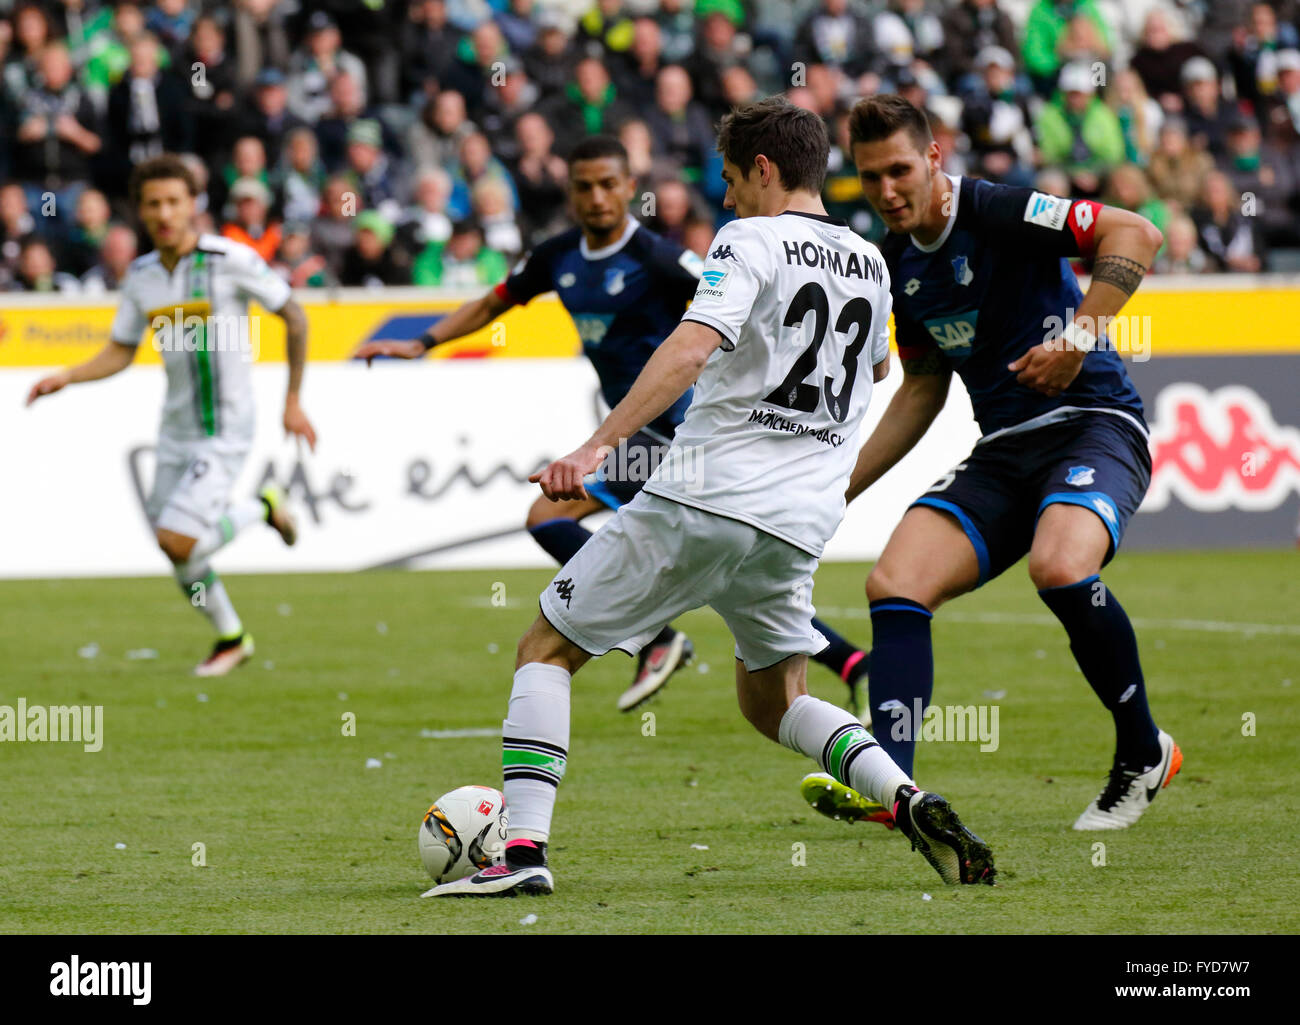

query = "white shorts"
[147, 436, 249, 538]
[538, 492, 827, 671]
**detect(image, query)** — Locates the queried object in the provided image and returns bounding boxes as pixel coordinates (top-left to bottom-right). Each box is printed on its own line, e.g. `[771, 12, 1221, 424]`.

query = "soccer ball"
[418, 785, 508, 883]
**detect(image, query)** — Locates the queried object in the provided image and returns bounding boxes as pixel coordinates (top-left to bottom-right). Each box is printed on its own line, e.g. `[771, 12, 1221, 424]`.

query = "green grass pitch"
[1, 551, 1296, 934]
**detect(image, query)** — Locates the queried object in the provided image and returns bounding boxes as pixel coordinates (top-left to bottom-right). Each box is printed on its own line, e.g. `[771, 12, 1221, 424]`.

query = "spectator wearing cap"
[1036, 61, 1126, 197]
[1191, 169, 1263, 272]
[1153, 214, 1210, 274]
[13, 44, 101, 221]
[408, 90, 479, 175]
[1107, 68, 1164, 166]
[1229, 2, 1300, 109]
[411, 217, 507, 288]
[287, 11, 368, 125]
[1022, 0, 1111, 97]
[1220, 114, 1300, 248]
[315, 71, 398, 173]
[311, 175, 361, 278]
[1130, 7, 1209, 114]
[230, 0, 293, 95]
[578, 0, 636, 58]
[643, 66, 717, 189]
[81, 223, 138, 294]
[222, 176, 282, 262]
[1147, 117, 1216, 209]
[341, 210, 412, 288]
[273, 221, 332, 289]
[104, 33, 192, 195]
[478, 58, 539, 169]
[941, 0, 1019, 93]
[1181, 56, 1236, 157]
[511, 112, 570, 244]
[1259, 49, 1300, 146]
[524, 10, 579, 101]
[343, 118, 410, 225]
[613, 17, 667, 111]
[794, 0, 881, 80]
[239, 68, 308, 168]
[961, 45, 1036, 186]
[179, 15, 239, 164]
[275, 126, 327, 225]
[538, 57, 635, 158]
[684, 1, 752, 121]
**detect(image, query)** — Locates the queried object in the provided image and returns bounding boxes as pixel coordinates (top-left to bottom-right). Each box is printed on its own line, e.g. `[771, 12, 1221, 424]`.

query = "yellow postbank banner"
[2, 279, 1300, 367]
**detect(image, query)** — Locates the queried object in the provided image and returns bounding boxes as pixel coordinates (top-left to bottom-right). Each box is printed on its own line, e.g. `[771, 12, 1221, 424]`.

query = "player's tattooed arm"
[901, 349, 949, 376]
[1090, 254, 1147, 296]
[277, 298, 318, 450]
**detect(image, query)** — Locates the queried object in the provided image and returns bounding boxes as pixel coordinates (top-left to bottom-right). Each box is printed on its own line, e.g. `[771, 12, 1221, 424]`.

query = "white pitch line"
[419, 727, 501, 739]
[815, 606, 1300, 638]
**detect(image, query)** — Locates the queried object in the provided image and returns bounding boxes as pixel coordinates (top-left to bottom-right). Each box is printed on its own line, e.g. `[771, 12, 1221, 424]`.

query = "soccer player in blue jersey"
[806, 95, 1181, 831]
[357, 136, 873, 714]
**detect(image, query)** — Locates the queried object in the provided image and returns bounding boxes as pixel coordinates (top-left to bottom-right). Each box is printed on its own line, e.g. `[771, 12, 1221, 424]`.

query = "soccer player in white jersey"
[26, 154, 317, 677]
[427, 98, 996, 897]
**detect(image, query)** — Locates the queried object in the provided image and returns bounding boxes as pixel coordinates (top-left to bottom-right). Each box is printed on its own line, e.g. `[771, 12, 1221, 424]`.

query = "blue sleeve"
[502, 239, 557, 305]
[965, 180, 1100, 257]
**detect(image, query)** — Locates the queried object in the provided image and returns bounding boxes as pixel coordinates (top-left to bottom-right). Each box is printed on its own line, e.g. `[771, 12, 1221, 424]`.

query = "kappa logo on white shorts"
[1024, 192, 1070, 230]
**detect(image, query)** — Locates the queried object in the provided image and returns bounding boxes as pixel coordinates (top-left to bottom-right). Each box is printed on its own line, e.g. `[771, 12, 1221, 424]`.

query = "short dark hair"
[129, 153, 198, 206]
[848, 94, 933, 153]
[716, 96, 829, 193]
[568, 135, 630, 173]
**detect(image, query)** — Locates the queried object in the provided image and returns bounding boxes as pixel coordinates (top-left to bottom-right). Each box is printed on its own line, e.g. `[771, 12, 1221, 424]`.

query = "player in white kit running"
[426, 98, 996, 897]
[26, 154, 318, 677]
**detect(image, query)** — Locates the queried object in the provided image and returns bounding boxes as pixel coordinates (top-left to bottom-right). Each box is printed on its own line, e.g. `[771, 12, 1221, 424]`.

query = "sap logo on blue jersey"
[923, 310, 978, 359]
[605, 269, 626, 295]
[1065, 465, 1096, 486]
[574, 313, 614, 347]
[952, 255, 973, 286]
[710, 244, 735, 260]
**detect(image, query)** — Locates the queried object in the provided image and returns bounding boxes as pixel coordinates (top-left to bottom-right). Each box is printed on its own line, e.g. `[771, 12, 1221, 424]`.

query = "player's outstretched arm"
[531, 321, 721, 502]
[278, 297, 318, 451]
[846, 352, 951, 504]
[354, 289, 512, 363]
[1010, 206, 1163, 397]
[25, 341, 137, 406]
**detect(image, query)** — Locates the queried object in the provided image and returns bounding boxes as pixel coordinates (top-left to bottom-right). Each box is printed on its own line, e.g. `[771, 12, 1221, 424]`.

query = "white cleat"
[1073, 730, 1183, 831]
[422, 862, 554, 897]
[193, 634, 255, 677]
[617, 630, 693, 712]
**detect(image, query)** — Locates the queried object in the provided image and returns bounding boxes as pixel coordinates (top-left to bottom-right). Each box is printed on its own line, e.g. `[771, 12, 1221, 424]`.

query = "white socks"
[501, 663, 571, 842]
[175, 562, 243, 639]
[779, 694, 913, 807]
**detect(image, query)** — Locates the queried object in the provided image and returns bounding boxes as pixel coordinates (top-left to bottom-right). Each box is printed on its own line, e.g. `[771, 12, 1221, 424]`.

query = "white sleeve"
[870, 277, 893, 368]
[109, 284, 148, 346]
[228, 242, 292, 312]
[680, 221, 771, 351]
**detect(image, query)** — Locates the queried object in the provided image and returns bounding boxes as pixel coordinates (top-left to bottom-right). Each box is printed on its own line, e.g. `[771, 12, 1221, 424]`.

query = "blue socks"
[1038, 575, 1161, 768]
[527, 518, 592, 564]
[866, 597, 934, 777]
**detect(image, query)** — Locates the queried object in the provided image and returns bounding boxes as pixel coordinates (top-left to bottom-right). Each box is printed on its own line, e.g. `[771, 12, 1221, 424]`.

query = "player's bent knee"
[1028, 550, 1099, 591]
[866, 564, 933, 607]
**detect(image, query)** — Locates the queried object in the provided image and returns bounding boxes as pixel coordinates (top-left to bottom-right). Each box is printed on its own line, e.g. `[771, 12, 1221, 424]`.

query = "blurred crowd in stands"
[4, 0, 1300, 293]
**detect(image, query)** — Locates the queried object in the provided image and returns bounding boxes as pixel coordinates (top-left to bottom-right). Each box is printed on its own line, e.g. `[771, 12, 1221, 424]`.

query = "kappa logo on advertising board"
[1144, 383, 1300, 512]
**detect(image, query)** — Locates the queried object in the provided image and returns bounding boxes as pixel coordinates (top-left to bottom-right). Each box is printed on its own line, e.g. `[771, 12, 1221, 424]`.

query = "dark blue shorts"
[909, 413, 1151, 586]
[585, 430, 671, 511]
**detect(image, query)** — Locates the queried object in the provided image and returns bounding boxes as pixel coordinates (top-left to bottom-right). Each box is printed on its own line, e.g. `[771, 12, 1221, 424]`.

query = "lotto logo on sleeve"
[1024, 192, 1070, 230]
